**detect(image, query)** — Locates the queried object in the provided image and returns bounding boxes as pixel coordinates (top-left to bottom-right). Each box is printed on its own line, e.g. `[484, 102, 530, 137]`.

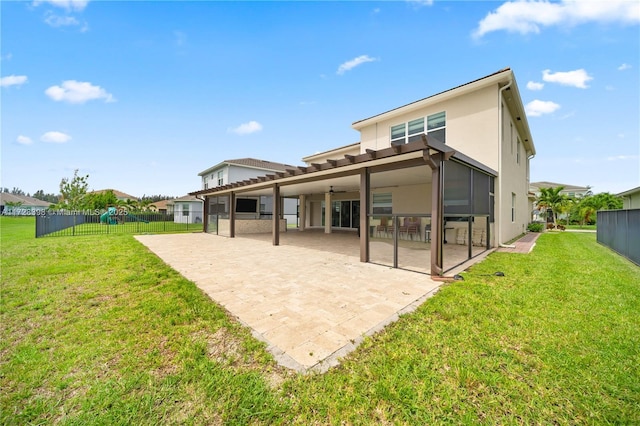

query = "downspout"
[498, 80, 515, 248]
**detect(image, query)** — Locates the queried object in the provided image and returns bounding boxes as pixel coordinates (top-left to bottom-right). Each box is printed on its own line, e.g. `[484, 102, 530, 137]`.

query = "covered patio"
[192, 137, 497, 276]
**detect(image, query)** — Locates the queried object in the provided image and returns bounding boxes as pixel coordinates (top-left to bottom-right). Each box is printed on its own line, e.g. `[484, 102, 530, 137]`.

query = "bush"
[527, 222, 545, 233]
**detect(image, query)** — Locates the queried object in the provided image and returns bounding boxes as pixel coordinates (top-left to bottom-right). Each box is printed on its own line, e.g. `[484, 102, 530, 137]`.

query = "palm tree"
[536, 186, 570, 225]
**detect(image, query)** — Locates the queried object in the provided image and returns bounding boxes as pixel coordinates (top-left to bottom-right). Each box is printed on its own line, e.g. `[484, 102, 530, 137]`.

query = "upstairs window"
[427, 111, 446, 144]
[217, 170, 224, 186]
[390, 112, 445, 145]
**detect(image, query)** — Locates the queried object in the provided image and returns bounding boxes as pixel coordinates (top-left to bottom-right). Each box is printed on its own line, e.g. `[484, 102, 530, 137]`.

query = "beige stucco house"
[190, 68, 535, 276]
[617, 186, 640, 210]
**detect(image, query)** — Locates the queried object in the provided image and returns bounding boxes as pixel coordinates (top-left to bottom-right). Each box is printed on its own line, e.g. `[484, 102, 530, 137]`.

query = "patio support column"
[429, 154, 444, 276]
[272, 184, 280, 245]
[324, 191, 332, 234]
[359, 168, 370, 262]
[299, 194, 306, 231]
[229, 192, 236, 238]
[203, 196, 209, 233]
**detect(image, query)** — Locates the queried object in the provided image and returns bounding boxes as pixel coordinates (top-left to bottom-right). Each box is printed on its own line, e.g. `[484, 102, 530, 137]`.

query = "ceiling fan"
[329, 185, 350, 194]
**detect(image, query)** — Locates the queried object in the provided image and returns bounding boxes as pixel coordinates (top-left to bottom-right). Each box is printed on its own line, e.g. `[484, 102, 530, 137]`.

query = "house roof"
[198, 158, 295, 176]
[89, 189, 138, 200]
[351, 67, 535, 157]
[617, 186, 640, 197]
[530, 182, 591, 192]
[150, 199, 171, 210]
[0, 193, 53, 207]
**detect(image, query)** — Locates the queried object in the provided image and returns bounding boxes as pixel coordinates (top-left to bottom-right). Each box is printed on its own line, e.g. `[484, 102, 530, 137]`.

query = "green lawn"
[2, 216, 639, 424]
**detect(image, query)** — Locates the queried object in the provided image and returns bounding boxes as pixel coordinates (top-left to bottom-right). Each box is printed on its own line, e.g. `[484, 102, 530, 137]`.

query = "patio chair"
[386, 217, 395, 237]
[399, 217, 410, 239]
[407, 217, 420, 240]
[376, 217, 388, 237]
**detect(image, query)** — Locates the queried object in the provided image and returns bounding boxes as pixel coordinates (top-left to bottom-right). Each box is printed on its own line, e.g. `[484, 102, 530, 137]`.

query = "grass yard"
[1, 216, 639, 424]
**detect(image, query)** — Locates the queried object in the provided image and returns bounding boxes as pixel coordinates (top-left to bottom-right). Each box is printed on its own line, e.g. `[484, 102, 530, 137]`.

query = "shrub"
[527, 222, 544, 233]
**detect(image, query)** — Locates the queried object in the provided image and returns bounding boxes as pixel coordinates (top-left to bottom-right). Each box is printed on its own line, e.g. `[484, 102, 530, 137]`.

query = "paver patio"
[134, 232, 444, 372]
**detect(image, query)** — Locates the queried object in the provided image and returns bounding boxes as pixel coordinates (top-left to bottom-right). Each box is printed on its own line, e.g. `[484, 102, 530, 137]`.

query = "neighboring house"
[617, 186, 640, 209]
[170, 195, 204, 224]
[0, 193, 52, 215]
[529, 181, 591, 198]
[198, 158, 295, 190]
[198, 158, 298, 226]
[150, 199, 173, 214]
[190, 67, 536, 276]
[529, 181, 591, 221]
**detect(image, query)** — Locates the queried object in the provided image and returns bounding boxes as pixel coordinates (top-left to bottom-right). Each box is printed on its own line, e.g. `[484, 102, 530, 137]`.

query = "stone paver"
[135, 232, 442, 372]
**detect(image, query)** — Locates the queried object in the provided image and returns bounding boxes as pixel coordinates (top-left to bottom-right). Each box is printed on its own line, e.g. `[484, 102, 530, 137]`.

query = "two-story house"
[198, 158, 299, 230]
[190, 68, 536, 276]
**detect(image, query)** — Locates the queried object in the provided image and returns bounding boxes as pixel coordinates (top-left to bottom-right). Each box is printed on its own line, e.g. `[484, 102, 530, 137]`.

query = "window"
[372, 192, 392, 215]
[510, 123, 514, 154]
[427, 111, 446, 143]
[390, 112, 445, 145]
[183, 204, 189, 216]
[203, 176, 208, 190]
[516, 138, 521, 164]
[217, 170, 224, 186]
[511, 193, 516, 222]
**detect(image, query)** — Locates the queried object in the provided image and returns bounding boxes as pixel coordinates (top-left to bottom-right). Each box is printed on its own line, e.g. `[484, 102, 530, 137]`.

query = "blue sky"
[2, 0, 639, 198]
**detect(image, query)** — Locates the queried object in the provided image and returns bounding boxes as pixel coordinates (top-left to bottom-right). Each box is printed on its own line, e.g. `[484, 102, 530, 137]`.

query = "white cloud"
[17, 135, 33, 145]
[0, 75, 28, 87]
[228, 121, 263, 135]
[337, 55, 378, 75]
[33, 0, 89, 12]
[1, 53, 13, 61]
[41, 131, 72, 143]
[44, 12, 79, 27]
[606, 155, 639, 161]
[542, 69, 593, 89]
[618, 63, 632, 71]
[527, 81, 544, 91]
[45, 80, 115, 104]
[407, 0, 433, 7]
[525, 100, 561, 117]
[473, 0, 640, 38]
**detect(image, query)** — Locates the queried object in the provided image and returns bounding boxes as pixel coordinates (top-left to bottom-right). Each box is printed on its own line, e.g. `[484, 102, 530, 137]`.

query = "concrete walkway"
[135, 232, 443, 373]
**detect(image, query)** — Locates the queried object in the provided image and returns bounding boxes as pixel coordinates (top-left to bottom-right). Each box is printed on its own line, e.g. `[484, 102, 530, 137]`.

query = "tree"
[33, 190, 59, 204]
[10, 187, 25, 196]
[536, 186, 570, 225]
[568, 192, 623, 226]
[84, 190, 118, 210]
[58, 169, 89, 210]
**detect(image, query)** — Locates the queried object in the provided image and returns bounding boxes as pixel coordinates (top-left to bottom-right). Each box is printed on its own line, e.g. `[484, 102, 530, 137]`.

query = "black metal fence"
[597, 209, 640, 266]
[36, 210, 204, 238]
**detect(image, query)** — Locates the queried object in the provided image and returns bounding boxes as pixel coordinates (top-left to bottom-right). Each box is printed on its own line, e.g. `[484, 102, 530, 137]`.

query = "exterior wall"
[217, 218, 287, 234]
[228, 165, 271, 185]
[303, 144, 360, 165]
[201, 166, 228, 189]
[623, 192, 640, 209]
[498, 100, 532, 243]
[358, 85, 500, 170]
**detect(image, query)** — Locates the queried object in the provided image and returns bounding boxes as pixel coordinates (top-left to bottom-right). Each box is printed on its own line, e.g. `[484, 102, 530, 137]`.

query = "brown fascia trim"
[188, 137, 455, 197]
